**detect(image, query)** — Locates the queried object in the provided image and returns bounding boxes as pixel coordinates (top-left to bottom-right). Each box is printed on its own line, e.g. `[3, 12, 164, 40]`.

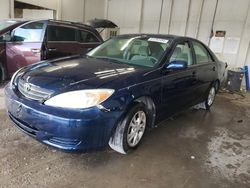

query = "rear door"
[46, 25, 79, 59]
[190, 41, 217, 103]
[77, 29, 102, 54]
[6, 21, 46, 75]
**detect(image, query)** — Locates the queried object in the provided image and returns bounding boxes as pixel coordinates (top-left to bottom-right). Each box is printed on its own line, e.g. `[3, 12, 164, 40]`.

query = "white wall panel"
[212, 0, 250, 67]
[169, 0, 189, 35]
[185, 0, 204, 38]
[195, 0, 217, 44]
[107, 0, 142, 34]
[141, 0, 162, 33]
[159, 0, 173, 34]
[0, 0, 10, 19]
[84, 0, 105, 22]
[23, 9, 54, 19]
[61, 0, 84, 22]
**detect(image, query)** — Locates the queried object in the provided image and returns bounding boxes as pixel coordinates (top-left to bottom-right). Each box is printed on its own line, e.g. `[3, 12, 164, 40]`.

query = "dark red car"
[0, 19, 111, 81]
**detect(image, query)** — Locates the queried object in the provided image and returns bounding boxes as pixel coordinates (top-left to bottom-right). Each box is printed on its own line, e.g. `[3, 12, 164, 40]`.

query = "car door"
[45, 25, 79, 59]
[6, 21, 46, 75]
[77, 29, 102, 54]
[159, 40, 198, 118]
[190, 40, 217, 104]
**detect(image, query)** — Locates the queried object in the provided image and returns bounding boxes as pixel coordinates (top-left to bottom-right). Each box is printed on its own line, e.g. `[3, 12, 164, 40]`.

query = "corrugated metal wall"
[106, 0, 250, 69]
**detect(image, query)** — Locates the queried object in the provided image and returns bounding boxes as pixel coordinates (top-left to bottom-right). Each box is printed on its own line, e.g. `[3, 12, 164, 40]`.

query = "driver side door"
[6, 21, 46, 75]
[159, 40, 198, 119]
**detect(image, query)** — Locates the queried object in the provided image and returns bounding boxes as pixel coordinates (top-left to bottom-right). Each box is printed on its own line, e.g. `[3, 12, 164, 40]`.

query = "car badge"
[24, 83, 31, 92]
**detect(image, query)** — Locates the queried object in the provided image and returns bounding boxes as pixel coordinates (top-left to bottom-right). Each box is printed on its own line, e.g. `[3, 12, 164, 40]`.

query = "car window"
[78, 30, 99, 43]
[12, 21, 45, 42]
[48, 25, 76, 42]
[193, 41, 211, 64]
[170, 42, 193, 66]
[88, 37, 171, 68]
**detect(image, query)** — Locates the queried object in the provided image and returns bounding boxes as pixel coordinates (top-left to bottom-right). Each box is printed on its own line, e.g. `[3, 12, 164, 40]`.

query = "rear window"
[48, 25, 76, 42]
[192, 41, 212, 64]
[78, 30, 99, 43]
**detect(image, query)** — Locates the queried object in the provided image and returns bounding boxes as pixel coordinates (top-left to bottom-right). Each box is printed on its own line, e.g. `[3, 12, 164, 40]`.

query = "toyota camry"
[5, 34, 226, 154]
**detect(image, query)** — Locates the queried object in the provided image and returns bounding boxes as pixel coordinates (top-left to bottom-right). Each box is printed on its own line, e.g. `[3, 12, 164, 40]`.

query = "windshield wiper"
[94, 57, 123, 64]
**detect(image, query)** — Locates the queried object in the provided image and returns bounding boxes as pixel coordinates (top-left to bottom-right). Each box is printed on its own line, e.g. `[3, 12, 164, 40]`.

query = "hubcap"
[208, 87, 216, 106]
[127, 111, 146, 147]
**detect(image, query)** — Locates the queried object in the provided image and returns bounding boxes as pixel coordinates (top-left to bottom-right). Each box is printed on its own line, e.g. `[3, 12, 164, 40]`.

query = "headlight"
[10, 67, 26, 87]
[44, 89, 114, 109]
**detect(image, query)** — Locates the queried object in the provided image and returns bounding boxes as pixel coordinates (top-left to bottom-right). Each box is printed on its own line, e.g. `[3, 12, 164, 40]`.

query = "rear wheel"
[205, 85, 216, 110]
[109, 104, 148, 154]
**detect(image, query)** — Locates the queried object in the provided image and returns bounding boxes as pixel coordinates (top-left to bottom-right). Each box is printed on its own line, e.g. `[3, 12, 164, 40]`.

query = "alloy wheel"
[207, 87, 216, 106]
[127, 111, 146, 147]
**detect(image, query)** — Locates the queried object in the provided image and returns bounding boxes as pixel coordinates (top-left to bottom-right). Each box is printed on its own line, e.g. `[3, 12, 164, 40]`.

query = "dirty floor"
[0, 84, 249, 188]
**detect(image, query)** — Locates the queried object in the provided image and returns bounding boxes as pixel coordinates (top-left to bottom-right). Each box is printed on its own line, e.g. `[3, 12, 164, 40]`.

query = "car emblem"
[24, 83, 31, 92]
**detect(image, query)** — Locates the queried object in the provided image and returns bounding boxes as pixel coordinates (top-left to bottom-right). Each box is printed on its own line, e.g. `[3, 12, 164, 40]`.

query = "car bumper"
[5, 84, 123, 152]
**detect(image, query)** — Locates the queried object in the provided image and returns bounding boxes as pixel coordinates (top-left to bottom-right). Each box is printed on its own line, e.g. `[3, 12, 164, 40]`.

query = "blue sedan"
[5, 34, 226, 154]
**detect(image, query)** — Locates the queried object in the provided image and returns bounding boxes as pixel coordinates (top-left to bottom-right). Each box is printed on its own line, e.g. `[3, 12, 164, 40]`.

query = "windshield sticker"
[148, 38, 169, 43]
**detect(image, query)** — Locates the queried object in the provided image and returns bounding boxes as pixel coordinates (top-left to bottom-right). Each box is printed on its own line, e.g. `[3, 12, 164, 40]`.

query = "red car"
[0, 19, 116, 81]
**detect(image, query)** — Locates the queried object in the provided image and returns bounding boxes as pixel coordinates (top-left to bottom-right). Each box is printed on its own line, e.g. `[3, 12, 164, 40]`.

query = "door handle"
[212, 67, 216, 71]
[192, 71, 196, 76]
[48, 48, 57, 52]
[31, 49, 40, 54]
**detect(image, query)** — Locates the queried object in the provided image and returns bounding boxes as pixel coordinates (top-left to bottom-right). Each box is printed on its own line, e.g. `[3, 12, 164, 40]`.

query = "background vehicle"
[5, 34, 226, 154]
[0, 19, 109, 81]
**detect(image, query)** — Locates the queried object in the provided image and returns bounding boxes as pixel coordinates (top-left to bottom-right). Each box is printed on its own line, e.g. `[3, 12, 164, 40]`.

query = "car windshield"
[0, 20, 18, 30]
[87, 36, 171, 68]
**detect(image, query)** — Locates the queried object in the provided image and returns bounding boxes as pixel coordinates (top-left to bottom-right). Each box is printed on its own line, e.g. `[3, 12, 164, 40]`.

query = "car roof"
[5, 19, 98, 32]
[47, 19, 98, 32]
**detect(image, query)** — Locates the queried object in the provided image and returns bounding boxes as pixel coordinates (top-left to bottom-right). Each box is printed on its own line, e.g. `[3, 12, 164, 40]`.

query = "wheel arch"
[122, 95, 156, 129]
[108, 95, 157, 154]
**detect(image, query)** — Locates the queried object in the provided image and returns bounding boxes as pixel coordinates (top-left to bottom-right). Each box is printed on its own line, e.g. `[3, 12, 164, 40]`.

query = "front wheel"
[109, 104, 147, 154]
[205, 85, 216, 110]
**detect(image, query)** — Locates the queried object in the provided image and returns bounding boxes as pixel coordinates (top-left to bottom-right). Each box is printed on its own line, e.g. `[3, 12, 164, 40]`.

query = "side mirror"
[166, 60, 188, 70]
[2, 33, 11, 41]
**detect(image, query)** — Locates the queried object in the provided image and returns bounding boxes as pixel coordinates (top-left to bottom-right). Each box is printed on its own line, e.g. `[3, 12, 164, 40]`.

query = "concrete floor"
[0, 84, 249, 188]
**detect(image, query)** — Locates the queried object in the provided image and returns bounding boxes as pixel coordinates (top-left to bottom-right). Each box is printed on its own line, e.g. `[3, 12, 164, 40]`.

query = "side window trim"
[11, 20, 47, 43]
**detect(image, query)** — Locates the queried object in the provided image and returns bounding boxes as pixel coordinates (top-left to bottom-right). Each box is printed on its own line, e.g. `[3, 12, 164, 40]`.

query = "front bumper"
[5, 84, 122, 152]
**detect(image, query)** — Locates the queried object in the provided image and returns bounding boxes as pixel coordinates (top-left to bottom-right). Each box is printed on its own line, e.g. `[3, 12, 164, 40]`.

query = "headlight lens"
[44, 89, 114, 109]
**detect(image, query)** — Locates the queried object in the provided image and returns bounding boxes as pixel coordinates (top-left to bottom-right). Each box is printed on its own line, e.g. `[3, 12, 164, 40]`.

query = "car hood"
[20, 56, 147, 93]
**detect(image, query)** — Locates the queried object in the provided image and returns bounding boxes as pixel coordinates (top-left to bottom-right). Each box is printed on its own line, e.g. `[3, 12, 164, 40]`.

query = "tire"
[109, 103, 148, 154]
[0, 63, 7, 82]
[204, 85, 216, 110]
[214, 80, 220, 93]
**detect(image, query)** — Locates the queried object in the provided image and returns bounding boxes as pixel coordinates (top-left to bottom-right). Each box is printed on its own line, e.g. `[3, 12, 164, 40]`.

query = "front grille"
[18, 79, 53, 101]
